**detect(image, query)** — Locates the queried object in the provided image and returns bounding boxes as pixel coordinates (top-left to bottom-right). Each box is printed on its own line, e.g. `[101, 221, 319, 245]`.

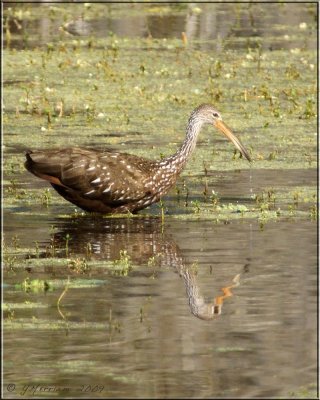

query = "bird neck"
[164, 115, 205, 172]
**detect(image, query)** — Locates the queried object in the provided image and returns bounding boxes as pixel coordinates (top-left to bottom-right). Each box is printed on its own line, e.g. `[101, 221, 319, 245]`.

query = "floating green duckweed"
[3, 302, 48, 310]
[2, 4, 317, 398]
[14, 277, 106, 292]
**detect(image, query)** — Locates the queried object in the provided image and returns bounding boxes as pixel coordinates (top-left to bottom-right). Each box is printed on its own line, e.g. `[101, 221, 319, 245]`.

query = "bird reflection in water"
[181, 266, 240, 320]
[47, 217, 243, 321]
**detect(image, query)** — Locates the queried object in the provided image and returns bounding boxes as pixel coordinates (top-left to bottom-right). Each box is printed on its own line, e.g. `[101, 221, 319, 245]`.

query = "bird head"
[192, 104, 252, 162]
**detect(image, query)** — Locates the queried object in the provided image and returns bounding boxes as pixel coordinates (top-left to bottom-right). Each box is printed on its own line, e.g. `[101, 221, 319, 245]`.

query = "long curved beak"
[214, 119, 251, 162]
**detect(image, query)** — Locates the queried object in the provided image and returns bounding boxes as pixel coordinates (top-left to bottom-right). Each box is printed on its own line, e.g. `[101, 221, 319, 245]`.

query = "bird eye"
[212, 112, 219, 118]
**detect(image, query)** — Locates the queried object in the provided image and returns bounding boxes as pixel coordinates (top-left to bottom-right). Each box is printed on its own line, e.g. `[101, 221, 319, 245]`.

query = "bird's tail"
[24, 150, 62, 181]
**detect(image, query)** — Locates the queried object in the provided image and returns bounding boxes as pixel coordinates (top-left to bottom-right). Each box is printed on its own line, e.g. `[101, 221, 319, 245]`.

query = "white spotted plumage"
[91, 177, 101, 184]
[26, 104, 250, 214]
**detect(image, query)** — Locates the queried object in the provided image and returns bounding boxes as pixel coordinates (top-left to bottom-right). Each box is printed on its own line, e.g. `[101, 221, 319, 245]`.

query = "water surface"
[3, 217, 317, 398]
[3, 2, 317, 399]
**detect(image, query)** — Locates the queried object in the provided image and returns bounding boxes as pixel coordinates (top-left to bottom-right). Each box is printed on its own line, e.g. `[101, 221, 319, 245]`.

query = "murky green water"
[3, 3, 317, 399]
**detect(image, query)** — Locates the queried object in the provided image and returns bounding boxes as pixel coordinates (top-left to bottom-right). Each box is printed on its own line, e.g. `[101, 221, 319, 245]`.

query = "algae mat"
[3, 3, 318, 400]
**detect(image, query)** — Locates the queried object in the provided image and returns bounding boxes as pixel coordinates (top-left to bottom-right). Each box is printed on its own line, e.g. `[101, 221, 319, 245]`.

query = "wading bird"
[25, 104, 251, 214]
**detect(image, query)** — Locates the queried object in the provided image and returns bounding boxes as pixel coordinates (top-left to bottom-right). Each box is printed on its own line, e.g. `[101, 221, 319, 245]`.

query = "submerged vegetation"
[3, 0, 317, 302]
[3, 3, 317, 398]
[4, 6, 317, 168]
[3, 0, 317, 319]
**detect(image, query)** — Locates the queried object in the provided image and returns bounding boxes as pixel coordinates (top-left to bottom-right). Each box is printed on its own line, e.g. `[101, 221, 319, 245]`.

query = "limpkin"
[25, 104, 251, 214]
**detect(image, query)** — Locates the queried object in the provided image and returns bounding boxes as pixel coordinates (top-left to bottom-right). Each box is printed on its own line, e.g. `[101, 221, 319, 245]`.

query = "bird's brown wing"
[25, 148, 156, 205]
